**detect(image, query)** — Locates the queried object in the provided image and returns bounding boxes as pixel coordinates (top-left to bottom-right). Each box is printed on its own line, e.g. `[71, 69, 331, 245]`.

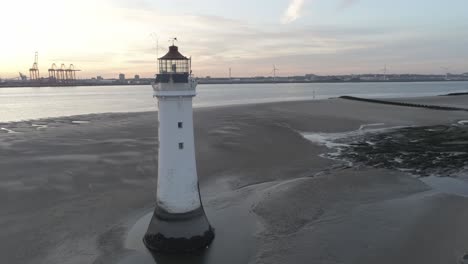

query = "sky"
[0, 0, 468, 78]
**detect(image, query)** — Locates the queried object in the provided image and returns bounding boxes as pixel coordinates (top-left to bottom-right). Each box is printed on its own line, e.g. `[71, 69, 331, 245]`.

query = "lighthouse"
[143, 43, 214, 253]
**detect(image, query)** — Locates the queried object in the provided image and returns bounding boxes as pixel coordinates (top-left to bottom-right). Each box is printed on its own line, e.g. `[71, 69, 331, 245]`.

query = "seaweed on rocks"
[337, 124, 468, 177]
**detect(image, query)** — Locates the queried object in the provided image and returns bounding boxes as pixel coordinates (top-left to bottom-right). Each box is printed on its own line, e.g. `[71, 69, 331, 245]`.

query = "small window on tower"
[179, 142, 184, 149]
[178, 122, 183, 128]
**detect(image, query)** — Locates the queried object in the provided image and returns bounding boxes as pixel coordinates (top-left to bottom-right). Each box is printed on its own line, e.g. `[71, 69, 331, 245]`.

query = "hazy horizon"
[1, 0, 467, 79]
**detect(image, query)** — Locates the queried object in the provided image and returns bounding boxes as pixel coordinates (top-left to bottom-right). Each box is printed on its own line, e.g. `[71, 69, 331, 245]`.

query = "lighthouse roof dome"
[159, 45, 188, 60]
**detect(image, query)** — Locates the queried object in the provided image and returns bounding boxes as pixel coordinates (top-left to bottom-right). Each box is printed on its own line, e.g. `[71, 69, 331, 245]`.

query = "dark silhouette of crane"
[48, 63, 57, 81]
[51, 63, 80, 83]
[65, 64, 80, 81]
[28, 51, 81, 84]
[29, 52, 39, 80]
[19, 72, 27, 81]
[57, 64, 66, 81]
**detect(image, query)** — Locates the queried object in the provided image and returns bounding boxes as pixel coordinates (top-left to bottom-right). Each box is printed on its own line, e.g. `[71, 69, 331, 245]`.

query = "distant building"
[130, 74, 141, 84]
[97, 76, 104, 81]
[118, 73, 126, 84]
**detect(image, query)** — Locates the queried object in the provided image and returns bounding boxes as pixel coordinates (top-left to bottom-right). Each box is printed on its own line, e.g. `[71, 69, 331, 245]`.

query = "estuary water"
[1, 81, 467, 122]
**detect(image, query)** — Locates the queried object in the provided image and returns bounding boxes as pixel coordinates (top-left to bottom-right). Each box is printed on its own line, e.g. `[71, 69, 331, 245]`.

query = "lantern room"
[158, 45, 190, 73]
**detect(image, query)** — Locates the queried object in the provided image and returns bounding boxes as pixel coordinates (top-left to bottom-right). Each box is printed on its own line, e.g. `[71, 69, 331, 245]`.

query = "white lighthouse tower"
[144, 43, 214, 253]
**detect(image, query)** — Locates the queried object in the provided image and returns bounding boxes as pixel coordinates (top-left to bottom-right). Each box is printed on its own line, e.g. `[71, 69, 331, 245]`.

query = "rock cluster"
[337, 124, 468, 177]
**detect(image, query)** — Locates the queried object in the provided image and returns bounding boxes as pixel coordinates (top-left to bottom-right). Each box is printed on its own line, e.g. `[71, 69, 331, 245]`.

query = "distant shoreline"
[198, 79, 468, 85]
[1, 79, 468, 88]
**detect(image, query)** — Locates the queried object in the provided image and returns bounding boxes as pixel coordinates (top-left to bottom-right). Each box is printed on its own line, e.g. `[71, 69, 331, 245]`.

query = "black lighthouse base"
[143, 206, 215, 253]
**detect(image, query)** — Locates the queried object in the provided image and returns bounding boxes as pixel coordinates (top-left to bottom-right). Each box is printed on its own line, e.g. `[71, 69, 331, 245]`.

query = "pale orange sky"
[1, 0, 467, 79]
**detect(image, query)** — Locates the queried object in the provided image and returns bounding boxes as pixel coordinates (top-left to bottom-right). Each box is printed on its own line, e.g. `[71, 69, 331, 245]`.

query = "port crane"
[29, 52, 40, 80]
[1, 72, 27, 81]
[49, 63, 80, 82]
[48, 63, 57, 80]
[66, 64, 79, 80]
[19, 72, 27, 80]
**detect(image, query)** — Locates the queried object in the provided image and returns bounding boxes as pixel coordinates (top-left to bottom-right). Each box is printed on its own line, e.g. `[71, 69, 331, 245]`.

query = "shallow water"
[122, 177, 260, 264]
[302, 123, 406, 151]
[420, 176, 468, 197]
[303, 123, 468, 197]
[1, 81, 468, 122]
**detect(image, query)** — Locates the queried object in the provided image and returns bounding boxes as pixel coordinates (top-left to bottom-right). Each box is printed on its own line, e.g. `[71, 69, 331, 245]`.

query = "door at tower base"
[143, 206, 215, 253]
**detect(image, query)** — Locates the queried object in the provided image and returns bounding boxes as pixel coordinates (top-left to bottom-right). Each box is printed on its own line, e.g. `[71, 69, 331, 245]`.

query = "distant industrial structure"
[2, 56, 468, 88]
[196, 73, 468, 84]
[29, 52, 39, 80]
[118, 73, 126, 83]
[25, 52, 81, 84]
[271, 65, 279, 81]
[48, 63, 80, 83]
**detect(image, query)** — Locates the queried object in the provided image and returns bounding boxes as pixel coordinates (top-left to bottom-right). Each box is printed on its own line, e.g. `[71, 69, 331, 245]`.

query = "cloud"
[281, 0, 305, 24]
[338, 0, 359, 10]
[4, 0, 464, 78]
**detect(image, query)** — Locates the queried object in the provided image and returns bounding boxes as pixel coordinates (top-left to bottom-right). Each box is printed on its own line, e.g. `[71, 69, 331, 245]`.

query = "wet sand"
[1, 95, 468, 264]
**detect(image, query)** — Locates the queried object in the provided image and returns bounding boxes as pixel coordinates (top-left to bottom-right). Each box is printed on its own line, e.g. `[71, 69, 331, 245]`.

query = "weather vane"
[169, 37, 178, 46]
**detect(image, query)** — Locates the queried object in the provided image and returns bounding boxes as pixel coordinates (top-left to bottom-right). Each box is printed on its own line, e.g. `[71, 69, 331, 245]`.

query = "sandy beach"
[1, 95, 468, 264]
